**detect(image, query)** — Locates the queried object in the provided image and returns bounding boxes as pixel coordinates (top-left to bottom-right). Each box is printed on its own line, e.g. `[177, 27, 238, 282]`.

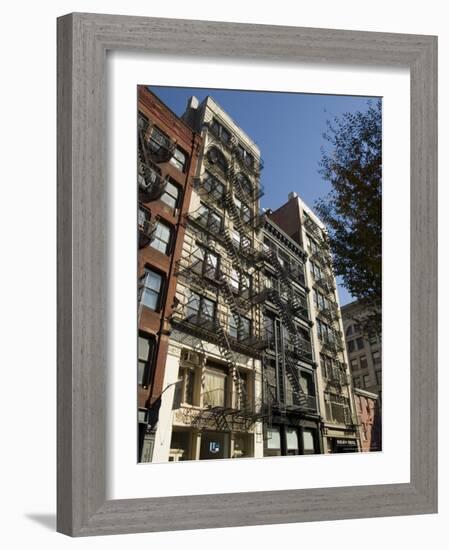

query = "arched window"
[346, 325, 353, 337]
[207, 146, 228, 173]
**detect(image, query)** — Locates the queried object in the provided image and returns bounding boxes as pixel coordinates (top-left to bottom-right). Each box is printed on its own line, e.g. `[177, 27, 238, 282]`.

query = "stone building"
[341, 299, 382, 400]
[269, 194, 360, 453]
[151, 95, 266, 462]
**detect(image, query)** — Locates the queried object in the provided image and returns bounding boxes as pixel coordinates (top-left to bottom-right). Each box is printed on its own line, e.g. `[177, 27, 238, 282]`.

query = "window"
[325, 393, 351, 424]
[320, 354, 327, 379]
[233, 434, 251, 458]
[265, 358, 278, 401]
[233, 196, 251, 222]
[199, 430, 229, 460]
[317, 319, 332, 343]
[169, 146, 187, 172]
[147, 126, 171, 156]
[197, 203, 223, 233]
[303, 429, 316, 455]
[363, 374, 370, 388]
[203, 171, 224, 199]
[237, 144, 254, 169]
[138, 333, 155, 386]
[169, 430, 192, 461]
[234, 172, 253, 196]
[229, 268, 251, 294]
[350, 358, 359, 371]
[210, 118, 231, 146]
[191, 245, 220, 280]
[266, 427, 281, 456]
[175, 366, 196, 406]
[138, 111, 149, 130]
[347, 340, 355, 353]
[376, 370, 382, 385]
[185, 290, 216, 322]
[160, 180, 180, 208]
[207, 147, 228, 173]
[353, 376, 361, 388]
[300, 371, 315, 396]
[286, 428, 300, 455]
[372, 351, 381, 366]
[346, 325, 353, 337]
[150, 221, 172, 254]
[231, 229, 241, 247]
[359, 355, 368, 369]
[203, 366, 227, 407]
[140, 268, 163, 311]
[264, 315, 276, 350]
[229, 314, 251, 341]
[320, 354, 334, 380]
[356, 337, 364, 350]
[138, 206, 151, 231]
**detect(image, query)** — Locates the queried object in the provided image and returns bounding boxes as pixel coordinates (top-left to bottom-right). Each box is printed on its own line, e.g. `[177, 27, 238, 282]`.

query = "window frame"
[160, 178, 181, 209]
[149, 219, 173, 255]
[139, 267, 164, 311]
[169, 145, 188, 172]
[138, 332, 156, 387]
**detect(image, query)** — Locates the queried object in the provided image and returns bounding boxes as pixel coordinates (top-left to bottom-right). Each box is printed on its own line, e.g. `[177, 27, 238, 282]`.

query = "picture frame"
[57, 12, 438, 536]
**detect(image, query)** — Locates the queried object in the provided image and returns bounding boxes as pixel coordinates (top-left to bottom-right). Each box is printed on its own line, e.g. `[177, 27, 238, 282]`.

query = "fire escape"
[172, 124, 267, 432]
[258, 244, 317, 420]
[137, 114, 176, 209]
[303, 214, 351, 398]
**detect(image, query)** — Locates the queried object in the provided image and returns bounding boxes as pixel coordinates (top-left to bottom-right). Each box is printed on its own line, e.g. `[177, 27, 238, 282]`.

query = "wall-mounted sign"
[209, 441, 220, 454]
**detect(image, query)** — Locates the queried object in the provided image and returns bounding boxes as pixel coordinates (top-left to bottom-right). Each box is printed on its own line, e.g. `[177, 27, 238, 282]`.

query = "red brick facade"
[354, 389, 382, 452]
[137, 86, 202, 414]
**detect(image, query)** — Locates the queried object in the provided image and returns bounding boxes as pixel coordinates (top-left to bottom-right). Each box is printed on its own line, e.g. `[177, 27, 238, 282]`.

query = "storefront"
[264, 420, 322, 456]
[329, 437, 359, 453]
[169, 426, 254, 461]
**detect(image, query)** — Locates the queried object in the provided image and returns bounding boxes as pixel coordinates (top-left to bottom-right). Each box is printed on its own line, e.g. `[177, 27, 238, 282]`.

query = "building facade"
[150, 95, 266, 462]
[353, 388, 382, 452]
[341, 300, 382, 399]
[269, 194, 360, 453]
[260, 218, 323, 456]
[138, 89, 365, 461]
[342, 299, 382, 451]
[137, 86, 202, 462]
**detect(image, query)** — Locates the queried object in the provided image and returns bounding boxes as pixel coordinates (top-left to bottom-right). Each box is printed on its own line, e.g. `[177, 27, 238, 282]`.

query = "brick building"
[353, 388, 382, 452]
[137, 86, 202, 461]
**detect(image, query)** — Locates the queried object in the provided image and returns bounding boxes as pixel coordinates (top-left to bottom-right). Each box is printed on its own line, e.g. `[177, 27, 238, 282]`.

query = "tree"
[315, 99, 382, 335]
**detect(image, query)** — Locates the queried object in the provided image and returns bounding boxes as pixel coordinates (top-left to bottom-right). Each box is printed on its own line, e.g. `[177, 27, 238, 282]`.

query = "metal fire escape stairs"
[264, 249, 313, 413]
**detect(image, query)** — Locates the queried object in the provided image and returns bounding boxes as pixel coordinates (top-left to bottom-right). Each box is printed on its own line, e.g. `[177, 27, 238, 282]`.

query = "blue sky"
[149, 86, 377, 306]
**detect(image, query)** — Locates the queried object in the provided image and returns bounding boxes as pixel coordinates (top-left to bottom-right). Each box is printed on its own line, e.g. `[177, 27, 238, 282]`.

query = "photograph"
[137, 85, 382, 462]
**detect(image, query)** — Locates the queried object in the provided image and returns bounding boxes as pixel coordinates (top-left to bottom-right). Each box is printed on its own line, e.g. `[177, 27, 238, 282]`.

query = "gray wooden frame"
[57, 12, 438, 537]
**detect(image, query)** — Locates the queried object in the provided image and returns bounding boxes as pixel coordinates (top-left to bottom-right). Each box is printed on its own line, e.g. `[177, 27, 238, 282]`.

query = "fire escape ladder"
[223, 190, 249, 237]
[283, 348, 311, 411]
[212, 316, 253, 424]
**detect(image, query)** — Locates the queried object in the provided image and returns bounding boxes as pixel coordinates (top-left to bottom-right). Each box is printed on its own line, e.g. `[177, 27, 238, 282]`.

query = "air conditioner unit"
[181, 349, 200, 365]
